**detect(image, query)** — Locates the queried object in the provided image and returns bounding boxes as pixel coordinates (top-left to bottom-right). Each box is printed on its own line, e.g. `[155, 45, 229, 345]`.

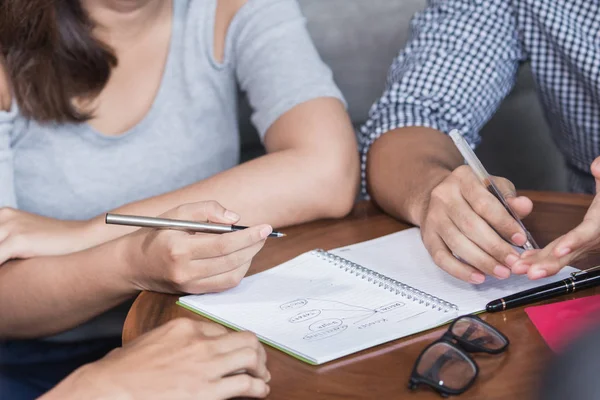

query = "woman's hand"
[514, 157, 600, 279]
[42, 318, 270, 400]
[420, 165, 533, 284]
[0, 209, 94, 265]
[121, 201, 272, 294]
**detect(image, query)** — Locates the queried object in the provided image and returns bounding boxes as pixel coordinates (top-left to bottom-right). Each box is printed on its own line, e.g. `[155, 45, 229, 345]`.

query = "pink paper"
[525, 294, 600, 352]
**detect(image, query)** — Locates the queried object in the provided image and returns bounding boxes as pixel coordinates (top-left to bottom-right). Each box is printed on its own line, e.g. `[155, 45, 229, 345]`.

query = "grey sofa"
[238, 0, 568, 192]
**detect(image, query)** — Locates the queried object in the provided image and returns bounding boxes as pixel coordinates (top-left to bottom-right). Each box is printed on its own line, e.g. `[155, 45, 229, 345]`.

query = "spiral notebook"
[178, 228, 577, 365]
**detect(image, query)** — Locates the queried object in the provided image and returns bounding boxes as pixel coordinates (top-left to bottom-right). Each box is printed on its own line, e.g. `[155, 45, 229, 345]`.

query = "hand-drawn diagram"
[278, 298, 406, 341]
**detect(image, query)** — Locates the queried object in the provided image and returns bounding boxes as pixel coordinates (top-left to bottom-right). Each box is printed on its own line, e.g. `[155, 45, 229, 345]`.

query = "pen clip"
[572, 265, 600, 277]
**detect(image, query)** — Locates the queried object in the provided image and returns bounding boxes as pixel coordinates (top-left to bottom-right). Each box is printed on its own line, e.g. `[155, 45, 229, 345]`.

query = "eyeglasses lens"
[416, 342, 476, 391]
[451, 317, 507, 351]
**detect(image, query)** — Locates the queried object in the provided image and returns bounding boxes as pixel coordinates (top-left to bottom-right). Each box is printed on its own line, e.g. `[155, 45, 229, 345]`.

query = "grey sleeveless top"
[0, 0, 344, 341]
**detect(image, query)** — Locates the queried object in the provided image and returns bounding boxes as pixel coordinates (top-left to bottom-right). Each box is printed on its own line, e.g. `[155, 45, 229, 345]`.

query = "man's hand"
[420, 165, 533, 283]
[42, 318, 271, 400]
[514, 157, 600, 279]
[0, 209, 94, 265]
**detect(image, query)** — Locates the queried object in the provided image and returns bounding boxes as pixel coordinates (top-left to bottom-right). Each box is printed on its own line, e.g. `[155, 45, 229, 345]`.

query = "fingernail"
[511, 233, 526, 246]
[530, 269, 547, 279]
[266, 385, 271, 395]
[260, 226, 273, 239]
[266, 371, 271, 382]
[469, 273, 485, 284]
[505, 254, 519, 267]
[512, 262, 529, 274]
[493, 265, 511, 279]
[556, 247, 571, 257]
[224, 210, 240, 222]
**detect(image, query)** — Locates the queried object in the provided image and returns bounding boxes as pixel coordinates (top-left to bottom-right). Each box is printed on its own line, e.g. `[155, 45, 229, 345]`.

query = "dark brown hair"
[0, 0, 117, 122]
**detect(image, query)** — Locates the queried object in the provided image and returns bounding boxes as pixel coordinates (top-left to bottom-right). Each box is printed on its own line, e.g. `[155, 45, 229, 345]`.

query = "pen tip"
[278, 232, 287, 237]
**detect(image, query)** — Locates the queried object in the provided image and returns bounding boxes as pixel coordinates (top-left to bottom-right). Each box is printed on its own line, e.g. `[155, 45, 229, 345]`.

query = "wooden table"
[123, 191, 600, 400]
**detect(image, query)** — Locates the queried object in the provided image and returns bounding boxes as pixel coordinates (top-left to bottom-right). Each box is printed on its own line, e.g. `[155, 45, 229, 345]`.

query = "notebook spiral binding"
[313, 250, 458, 313]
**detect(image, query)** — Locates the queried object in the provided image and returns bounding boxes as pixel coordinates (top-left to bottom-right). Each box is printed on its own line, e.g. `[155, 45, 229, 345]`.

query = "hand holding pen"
[448, 130, 539, 251]
[417, 129, 536, 284]
[109, 201, 277, 295]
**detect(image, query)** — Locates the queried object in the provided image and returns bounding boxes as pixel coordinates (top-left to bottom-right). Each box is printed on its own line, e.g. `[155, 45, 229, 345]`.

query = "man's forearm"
[367, 127, 463, 226]
[0, 238, 137, 339]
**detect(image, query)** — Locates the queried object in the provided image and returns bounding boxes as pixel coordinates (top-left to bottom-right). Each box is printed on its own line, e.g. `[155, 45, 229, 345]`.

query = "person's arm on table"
[0, 202, 271, 339]
[41, 319, 271, 400]
[107, 98, 357, 228]
[361, 0, 534, 283]
[0, 0, 359, 264]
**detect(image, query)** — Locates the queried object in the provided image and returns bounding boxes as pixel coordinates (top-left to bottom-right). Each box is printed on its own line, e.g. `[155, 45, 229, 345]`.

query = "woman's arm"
[101, 98, 358, 228]
[0, 239, 136, 339]
[79, 99, 357, 246]
[0, 202, 270, 339]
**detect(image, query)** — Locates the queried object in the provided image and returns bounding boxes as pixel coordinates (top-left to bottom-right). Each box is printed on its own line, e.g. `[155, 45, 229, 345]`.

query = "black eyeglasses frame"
[408, 314, 510, 397]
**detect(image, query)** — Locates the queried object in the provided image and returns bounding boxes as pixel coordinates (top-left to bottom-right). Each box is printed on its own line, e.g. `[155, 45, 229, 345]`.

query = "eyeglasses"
[408, 315, 509, 397]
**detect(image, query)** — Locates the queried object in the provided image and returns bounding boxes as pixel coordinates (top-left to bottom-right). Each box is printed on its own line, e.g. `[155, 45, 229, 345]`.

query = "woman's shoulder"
[0, 63, 11, 112]
[186, 0, 299, 65]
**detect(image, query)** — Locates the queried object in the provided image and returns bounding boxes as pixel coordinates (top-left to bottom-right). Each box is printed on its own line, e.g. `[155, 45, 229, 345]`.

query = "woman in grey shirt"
[0, 0, 358, 397]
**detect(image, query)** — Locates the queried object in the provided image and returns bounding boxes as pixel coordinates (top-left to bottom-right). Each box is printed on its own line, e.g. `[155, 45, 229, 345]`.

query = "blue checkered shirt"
[359, 0, 600, 196]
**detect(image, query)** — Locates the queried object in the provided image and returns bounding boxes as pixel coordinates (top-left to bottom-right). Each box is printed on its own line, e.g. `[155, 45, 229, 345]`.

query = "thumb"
[506, 196, 533, 219]
[552, 190, 600, 257]
[492, 176, 533, 219]
[551, 220, 599, 258]
[162, 201, 240, 224]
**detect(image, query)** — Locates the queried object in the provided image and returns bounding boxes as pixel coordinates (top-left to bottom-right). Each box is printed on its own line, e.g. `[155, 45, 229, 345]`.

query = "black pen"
[486, 266, 600, 312]
[105, 213, 286, 238]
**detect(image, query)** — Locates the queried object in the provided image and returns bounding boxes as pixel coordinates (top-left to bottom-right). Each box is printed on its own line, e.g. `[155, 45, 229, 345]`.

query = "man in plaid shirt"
[360, 0, 600, 284]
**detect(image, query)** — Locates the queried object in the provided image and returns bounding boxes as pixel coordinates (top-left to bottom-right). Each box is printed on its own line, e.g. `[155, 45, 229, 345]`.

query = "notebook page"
[330, 228, 577, 315]
[179, 252, 452, 364]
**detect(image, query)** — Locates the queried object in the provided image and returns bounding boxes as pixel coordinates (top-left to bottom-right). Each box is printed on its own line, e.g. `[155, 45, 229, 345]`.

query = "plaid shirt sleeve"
[358, 0, 527, 197]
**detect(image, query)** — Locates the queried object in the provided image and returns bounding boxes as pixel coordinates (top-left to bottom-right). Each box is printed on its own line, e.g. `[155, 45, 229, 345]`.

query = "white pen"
[449, 129, 539, 250]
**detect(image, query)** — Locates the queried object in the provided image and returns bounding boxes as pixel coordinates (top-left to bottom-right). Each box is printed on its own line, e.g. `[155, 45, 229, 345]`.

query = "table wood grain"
[122, 191, 600, 400]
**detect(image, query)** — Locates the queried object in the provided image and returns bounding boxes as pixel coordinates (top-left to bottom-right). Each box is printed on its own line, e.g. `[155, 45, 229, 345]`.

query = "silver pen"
[105, 213, 286, 238]
[449, 129, 539, 250]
